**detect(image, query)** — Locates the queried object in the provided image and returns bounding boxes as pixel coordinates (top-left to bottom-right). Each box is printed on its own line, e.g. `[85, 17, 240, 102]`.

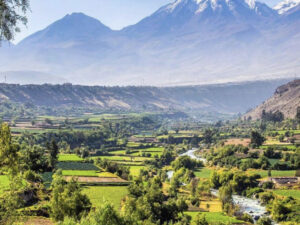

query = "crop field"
[194, 168, 213, 179]
[199, 199, 222, 212]
[224, 138, 250, 147]
[64, 176, 128, 184]
[82, 186, 128, 210]
[129, 166, 145, 177]
[0, 175, 9, 194]
[185, 212, 243, 224]
[97, 172, 118, 177]
[62, 170, 99, 177]
[273, 190, 300, 200]
[57, 162, 100, 170]
[58, 154, 83, 162]
[91, 156, 151, 162]
[247, 170, 296, 178]
[41, 172, 53, 188]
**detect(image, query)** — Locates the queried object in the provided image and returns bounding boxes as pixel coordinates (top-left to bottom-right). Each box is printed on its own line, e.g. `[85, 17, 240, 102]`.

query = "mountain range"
[0, 0, 299, 85]
[0, 79, 291, 115]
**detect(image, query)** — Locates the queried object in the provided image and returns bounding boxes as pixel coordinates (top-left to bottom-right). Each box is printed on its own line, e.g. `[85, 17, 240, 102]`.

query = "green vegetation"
[58, 154, 83, 162]
[273, 190, 300, 200]
[82, 186, 128, 210]
[61, 170, 99, 177]
[194, 168, 213, 179]
[186, 212, 243, 224]
[57, 162, 99, 171]
[0, 175, 9, 194]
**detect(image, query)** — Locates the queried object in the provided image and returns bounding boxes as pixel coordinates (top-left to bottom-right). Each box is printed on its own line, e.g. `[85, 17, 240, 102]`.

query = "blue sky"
[15, 0, 282, 43]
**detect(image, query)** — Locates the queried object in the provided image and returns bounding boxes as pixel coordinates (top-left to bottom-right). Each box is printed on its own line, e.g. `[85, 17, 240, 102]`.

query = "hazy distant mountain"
[0, 79, 291, 114]
[245, 79, 300, 119]
[0, 0, 299, 85]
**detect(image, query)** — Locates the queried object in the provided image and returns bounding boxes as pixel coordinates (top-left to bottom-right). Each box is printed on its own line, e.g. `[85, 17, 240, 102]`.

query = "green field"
[58, 154, 83, 162]
[273, 190, 300, 200]
[0, 175, 9, 194]
[82, 186, 128, 210]
[91, 156, 151, 162]
[185, 212, 243, 224]
[57, 162, 100, 171]
[194, 168, 213, 179]
[62, 170, 99, 177]
[248, 170, 296, 178]
[129, 166, 145, 177]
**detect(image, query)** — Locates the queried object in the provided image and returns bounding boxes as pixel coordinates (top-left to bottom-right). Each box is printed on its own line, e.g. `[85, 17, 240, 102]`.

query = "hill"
[0, 79, 290, 115]
[244, 79, 300, 120]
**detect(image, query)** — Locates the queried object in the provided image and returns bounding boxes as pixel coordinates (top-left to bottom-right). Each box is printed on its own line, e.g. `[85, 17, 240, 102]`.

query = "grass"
[129, 166, 145, 177]
[91, 156, 151, 162]
[194, 168, 213, 179]
[82, 186, 128, 210]
[199, 199, 222, 212]
[247, 170, 296, 178]
[98, 172, 118, 177]
[58, 154, 83, 162]
[185, 212, 243, 224]
[0, 175, 9, 194]
[62, 170, 99, 177]
[273, 190, 300, 200]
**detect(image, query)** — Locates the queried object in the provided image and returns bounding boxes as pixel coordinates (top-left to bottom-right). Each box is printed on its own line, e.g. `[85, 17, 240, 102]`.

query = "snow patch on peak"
[274, 0, 300, 14]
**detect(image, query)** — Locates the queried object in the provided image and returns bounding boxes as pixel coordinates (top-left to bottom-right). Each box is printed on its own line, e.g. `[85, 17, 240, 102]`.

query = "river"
[168, 149, 274, 223]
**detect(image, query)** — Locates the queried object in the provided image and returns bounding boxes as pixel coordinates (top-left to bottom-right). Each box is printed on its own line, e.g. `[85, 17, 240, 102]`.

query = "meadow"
[247, 170, 296, 178]
[273, 189, 300, 200]
[194, 168, 213, 179]
[82, 186, 128, 210]
[185, 212, 243, 224]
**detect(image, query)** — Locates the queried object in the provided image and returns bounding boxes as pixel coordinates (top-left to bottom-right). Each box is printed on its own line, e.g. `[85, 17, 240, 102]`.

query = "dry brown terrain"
[244, 79, 300, 120]
[224, 138, 250, 147]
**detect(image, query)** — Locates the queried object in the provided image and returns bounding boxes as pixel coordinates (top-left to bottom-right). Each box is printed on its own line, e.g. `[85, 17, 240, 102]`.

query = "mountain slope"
[244, 79, 300, 119]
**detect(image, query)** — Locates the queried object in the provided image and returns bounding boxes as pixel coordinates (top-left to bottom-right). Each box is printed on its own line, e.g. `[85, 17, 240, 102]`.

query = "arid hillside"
[245, 79, 300, 120]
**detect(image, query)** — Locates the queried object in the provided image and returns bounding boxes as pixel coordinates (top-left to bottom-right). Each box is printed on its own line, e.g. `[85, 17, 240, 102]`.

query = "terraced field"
[0, 175, 9, 194]
[58, 154, 83, 162]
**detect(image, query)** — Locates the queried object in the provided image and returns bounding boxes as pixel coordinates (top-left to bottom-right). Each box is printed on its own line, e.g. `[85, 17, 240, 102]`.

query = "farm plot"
[224, 138, 250, 147]
[129, 166, 145, 177]
[64, 176, 129, 184]
[273, 190, 300, 200]
[247, 170, 296, 178]
[62, 170, 99, 177]
[185, 212, 243, 224]
[57, 162, 99, 171]
[91, 156, 151, 162]
[82, 186, 128, 210]
[194, 168, 213, 179]
[58, 154, 83, 162]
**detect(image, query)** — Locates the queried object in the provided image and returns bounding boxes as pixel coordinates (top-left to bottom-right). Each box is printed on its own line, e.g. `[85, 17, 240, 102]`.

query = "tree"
[0, 0, 29, 41]
[50, 170, 91, 221]
[219, 185, 233, 209]
[194, 213, 209, 225]
[203, 129, 214, 144]
[250, 131, 265, 148]
[0, 123, 19, 175]
[48, 139, 59, 169]
[296, 106, 300, 124]
[257, 217, 272, 225]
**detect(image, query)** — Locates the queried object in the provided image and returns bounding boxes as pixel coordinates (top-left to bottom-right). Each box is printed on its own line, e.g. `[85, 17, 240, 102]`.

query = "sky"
[14, 0, 282, 43]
